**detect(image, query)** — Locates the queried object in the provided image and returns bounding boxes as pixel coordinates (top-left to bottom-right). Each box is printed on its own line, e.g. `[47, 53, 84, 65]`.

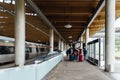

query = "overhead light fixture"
[38, 40, 41, 42]
[68, 36, 72, 38]
[0, 16, 8, 18]
[0, 22, 5, 24]
[64, 24, 72, 28]
[0, 26, 4, 28]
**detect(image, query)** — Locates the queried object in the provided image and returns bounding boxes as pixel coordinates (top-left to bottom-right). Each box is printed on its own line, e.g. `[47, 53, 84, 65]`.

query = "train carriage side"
[0, 42, 15, 63]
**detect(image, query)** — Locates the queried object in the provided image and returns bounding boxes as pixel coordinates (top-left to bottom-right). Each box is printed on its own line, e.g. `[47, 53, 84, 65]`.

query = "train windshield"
[0, 46, 14, 54]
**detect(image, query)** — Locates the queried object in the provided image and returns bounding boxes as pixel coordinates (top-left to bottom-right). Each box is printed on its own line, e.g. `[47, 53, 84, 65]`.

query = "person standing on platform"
[78, 49, 83, 62]
[83, 47, 87, 60]
[66, 47, 73, 61]
[73, 48, 78, 61]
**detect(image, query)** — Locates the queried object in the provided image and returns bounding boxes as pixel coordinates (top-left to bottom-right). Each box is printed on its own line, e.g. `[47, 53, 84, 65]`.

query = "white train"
[0, 39, 49, 64]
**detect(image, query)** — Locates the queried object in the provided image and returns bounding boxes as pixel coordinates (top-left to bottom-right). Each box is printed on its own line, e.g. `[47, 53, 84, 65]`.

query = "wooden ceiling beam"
[0, 2, 14, 11]
[58, 29, 83, 32]
[90, 26, 104, 28]
[0, 12, 13, 17]
[54, 26, 84, 29]
[0, 18, 14, 22]
[40, 6, 93, 13]
[44, 13, 91, 16]
[57, 28, 83, 30]
[93, 19, 105, 22]
[48, 16, 89, 22]
[35, 1, 98, 7]
[53, 22, 86, 25]
[51, 20, 86, 23]
[60, 32, 80, 33]
[91, 22, 105, 25]
[26, 25, 49, 42]
[35, 0, 98, 2]
[90, 29, 100, 30]
[0, 23, 13, 26]
[53, 22, 85, 26]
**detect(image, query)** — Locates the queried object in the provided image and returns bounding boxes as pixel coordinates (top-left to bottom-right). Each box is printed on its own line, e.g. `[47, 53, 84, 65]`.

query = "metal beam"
[25, 0, 64, 41]
[79, 0, 105, 39]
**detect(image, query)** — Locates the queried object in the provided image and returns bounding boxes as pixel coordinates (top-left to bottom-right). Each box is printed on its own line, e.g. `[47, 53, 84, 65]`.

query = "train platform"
[44, 61, 120, 80]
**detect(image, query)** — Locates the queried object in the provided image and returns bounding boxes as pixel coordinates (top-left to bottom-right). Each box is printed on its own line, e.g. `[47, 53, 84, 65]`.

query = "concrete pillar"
[63, 42, 65, 51]
[83, 35, 85, 43]
[63, 42, 65, 50]
[61, 41, 64, 51]
[15, 0, 25, 66]
[85, 28, 89, 49]
[60, 40, 62, 51]
[63, 41, 65, 51]
[81, 36, 83, 49]
[58, 37, 61, 50]
[64, 42, 66, 50]
[50, 29, 54, 52]
[65, 43, 67, 50]
[105, 0, 115, 72]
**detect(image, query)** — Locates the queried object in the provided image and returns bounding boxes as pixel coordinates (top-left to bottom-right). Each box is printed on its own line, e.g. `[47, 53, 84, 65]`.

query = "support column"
[85, 28, 89, 49]
[58, 37, 61, 50]
[50, 29, 54, 52]
[63, 42, 65, 50]
[62, 41, 64, 51]
[65, 43, 67, 50]
[66, 43, 68, 50]
[61, 41, 64, 51]
[64, 42, 66, 50]
[60, 40, 62, 51]
[105, 0, 115, 72]
[15, 0, 25, 66]
[81, 36, 83, 49]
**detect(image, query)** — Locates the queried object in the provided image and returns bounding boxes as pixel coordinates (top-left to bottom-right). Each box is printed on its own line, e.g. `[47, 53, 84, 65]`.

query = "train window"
[40, 48, 45, 52]
[25, 48, 30, 54]
[0, 46, 14, 54]
[9, 47, 14, 53]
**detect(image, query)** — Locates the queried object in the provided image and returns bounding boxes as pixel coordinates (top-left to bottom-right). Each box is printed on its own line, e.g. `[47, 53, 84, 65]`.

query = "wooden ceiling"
[0, 0, 120, 43]
[89, 0, 120, 37]
[33, 0, 100, 42]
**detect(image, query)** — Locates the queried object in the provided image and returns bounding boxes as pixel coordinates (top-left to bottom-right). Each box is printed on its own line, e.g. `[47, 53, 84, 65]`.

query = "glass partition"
[87, 39, 100, 65]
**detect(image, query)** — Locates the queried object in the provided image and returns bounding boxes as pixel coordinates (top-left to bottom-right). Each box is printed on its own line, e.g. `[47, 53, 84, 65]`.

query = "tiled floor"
[44, 61, 113, 80]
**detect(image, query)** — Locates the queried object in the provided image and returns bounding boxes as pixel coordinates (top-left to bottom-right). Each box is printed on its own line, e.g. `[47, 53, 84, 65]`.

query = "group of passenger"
[66, 47, 87, 61]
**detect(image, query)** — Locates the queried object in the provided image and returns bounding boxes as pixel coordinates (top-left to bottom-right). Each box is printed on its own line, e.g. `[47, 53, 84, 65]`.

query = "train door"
[87, 38, 105, 68]
[87, 39, 100, 66]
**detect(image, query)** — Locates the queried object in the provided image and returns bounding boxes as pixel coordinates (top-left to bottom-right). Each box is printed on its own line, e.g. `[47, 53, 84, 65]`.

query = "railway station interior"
[0, 0, 120, 80]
